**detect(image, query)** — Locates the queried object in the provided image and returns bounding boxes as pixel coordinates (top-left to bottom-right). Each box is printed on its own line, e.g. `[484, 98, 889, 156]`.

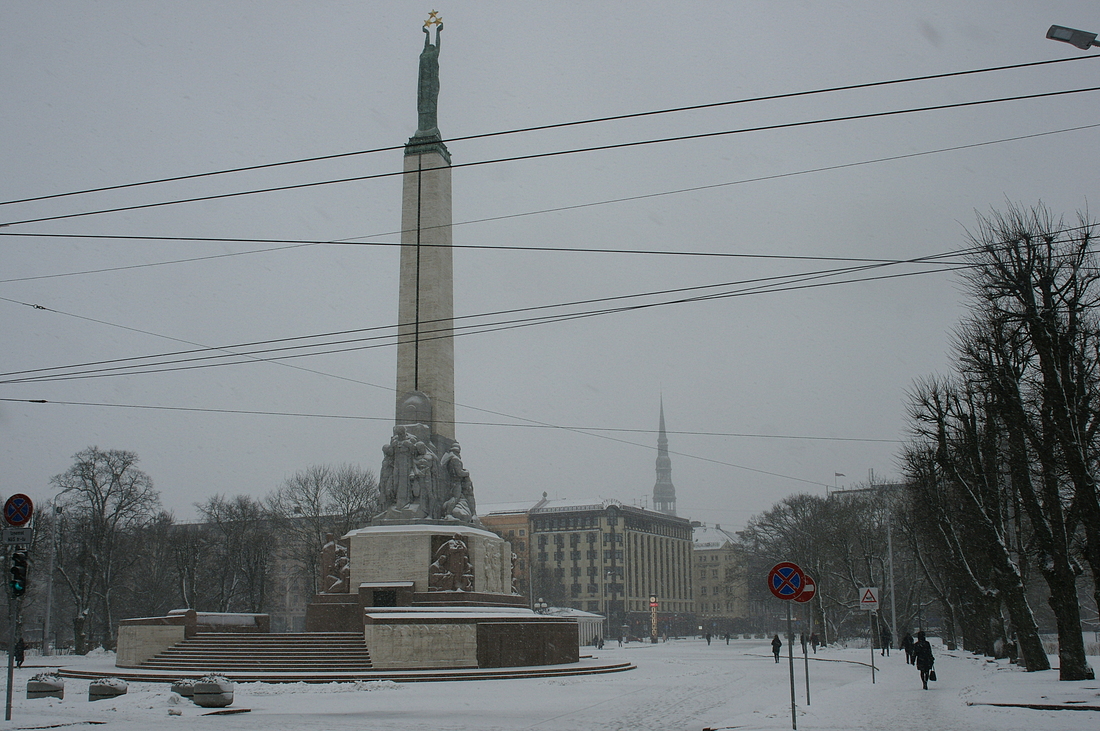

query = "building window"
[537, 552, 548, 561]
[700, 586, 707, 596]
[519, 529, 526, 536]
[587, 532, 597, 543]
[554, 551, 564, 561]
[538, 536, 548, 547]
[570, 551, 581, 561]
[571, 584, 581, 596]
[571, 567, 581, 577]
[587, 550, 597, 560]
[517, 541, 525, 551]
[587, 601, 600, 611]
[554, 535, 564, 546]
[712, 569, 718, 578]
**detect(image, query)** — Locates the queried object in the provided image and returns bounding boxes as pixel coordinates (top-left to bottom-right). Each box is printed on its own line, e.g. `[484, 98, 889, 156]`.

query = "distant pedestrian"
[596, 636, 604, 650]
[810, 632, 819, 654]
[901, 632, 915, 665]
[725, 633, 730, 645]
[771, 634, 782, 663]
[800, 633, 807, 654]
[880, 626, 892, 657]
[705, 632, 712, 645]
[14, 637, 25, 668]
[913, 631, 935, 689]
[617, 635, 623, 647]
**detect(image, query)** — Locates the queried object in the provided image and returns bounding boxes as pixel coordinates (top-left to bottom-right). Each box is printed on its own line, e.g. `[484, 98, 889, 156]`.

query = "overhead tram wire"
[0, 257, 968, 385]
[7, 225, 1074, 382]
[0, 242, 974, 381]
[2, 53, 1097, 208]
[0, 396, 856, 489]
[2, 122, 1096, 287]
[0, 398, 900, 444]
[3, 85, 1100, 229]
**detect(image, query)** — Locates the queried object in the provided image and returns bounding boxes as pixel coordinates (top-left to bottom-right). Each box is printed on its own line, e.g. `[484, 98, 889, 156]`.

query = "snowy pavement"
[3, 639, 1098, 730]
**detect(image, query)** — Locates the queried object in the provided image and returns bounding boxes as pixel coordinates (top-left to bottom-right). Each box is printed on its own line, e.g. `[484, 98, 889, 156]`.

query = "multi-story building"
[692, 523, 751, 634]
[528, 498, 694, 638]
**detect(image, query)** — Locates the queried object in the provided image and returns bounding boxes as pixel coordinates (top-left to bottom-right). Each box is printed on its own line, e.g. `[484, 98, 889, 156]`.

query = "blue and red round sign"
[767, 561, 806, 600]
[4, 494, 34, 527]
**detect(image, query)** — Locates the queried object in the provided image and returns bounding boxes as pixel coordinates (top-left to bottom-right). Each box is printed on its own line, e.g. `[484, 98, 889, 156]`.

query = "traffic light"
[10, 550, 28, 598]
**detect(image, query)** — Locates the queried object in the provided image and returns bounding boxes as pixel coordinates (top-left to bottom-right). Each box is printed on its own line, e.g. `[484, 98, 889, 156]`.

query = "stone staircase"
[138, 632, 373, 674]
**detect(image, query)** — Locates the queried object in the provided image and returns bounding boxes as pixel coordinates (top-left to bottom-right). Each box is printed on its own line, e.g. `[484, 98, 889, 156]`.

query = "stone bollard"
[88, 677, 128, 701]
[170, 678, 196, 698]
[27, 673, 65, 700]
[192, 675, 233, 708]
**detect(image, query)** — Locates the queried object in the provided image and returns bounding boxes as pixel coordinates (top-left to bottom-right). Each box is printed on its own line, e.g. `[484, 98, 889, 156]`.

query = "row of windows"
[537, 550, 623, 562]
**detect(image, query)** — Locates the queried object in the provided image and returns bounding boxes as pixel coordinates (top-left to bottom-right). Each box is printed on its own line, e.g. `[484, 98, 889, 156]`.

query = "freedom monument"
[109, 17, 588, 677]
[302, 14, 578, 668]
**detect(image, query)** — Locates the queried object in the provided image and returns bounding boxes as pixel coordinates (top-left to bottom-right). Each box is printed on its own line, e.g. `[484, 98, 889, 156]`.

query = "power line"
[3, 54, 1096, 208]
[4, 86, 1099, 228]
[3, 121, 1096, 286]
[0, 397, 900, 443]
[0, 257, 967, 385]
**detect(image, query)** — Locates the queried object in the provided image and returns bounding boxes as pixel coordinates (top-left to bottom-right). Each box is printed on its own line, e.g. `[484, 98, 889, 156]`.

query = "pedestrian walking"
[705, 632, 711, 645]
[810, 632, 819, 654]
[725, 633, 730, 645]
[913, 631, 935, 689]
[771, 634, 782, 663]
[14, 637, 25, 668]
[901, 632, 915, 665]
[880, 625, 892, 657]
[800, 633, 807, 654]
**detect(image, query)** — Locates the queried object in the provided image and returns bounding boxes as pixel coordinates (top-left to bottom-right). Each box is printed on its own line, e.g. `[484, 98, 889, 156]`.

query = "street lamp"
[1047, 25, 1099, 50]
[535, 597, 548, 614]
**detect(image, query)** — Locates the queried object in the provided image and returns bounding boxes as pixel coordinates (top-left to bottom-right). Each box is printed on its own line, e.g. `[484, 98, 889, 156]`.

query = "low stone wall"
[362, 607, 578, 670]
[116, 623, 186, 667]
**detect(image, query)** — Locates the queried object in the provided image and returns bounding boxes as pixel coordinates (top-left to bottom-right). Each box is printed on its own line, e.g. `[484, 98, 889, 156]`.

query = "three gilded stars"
[424, 10, 442, 29]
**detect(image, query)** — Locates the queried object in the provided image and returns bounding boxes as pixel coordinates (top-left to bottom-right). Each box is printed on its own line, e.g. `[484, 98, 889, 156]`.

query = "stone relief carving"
[428, 534, 474, 592]
[319, 533, 351, 594]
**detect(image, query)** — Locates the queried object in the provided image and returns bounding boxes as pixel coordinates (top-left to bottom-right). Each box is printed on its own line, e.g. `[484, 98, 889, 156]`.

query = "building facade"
[528, 498, 695, 638]
[479, 501, 536, 599]
[692, 523, 752, 634]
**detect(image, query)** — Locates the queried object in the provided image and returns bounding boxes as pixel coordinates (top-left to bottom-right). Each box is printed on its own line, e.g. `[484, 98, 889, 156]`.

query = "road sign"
[793, 575, 816, 603]
[3, 495, 33, 527]
[649, 594, 658, 608]
[768, 562, 806, 600]
[1, 529, 32, 546]
[859, 586, 880, 611]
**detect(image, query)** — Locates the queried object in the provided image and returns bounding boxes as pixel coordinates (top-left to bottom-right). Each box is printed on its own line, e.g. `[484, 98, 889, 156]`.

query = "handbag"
[929, 669, 937, 682]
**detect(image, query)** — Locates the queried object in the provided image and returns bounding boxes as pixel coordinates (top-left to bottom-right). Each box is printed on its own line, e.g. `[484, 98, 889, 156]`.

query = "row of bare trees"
[903, 204, 1098, 680]
[11, 447, 378, 653]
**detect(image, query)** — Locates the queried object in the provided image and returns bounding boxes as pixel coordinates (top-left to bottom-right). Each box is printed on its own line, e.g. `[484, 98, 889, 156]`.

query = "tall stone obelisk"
[373, 14, 479, 526]
[395, 14, 455, 441]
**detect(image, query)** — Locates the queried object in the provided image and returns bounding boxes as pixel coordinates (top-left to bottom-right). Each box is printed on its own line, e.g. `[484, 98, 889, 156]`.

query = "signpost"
[4, 494, 33, 721]
[768, 562, 806, 730]
[793, 574, 815, 705]
[649, 595, 659, 644]
[859, 587, 880, 683]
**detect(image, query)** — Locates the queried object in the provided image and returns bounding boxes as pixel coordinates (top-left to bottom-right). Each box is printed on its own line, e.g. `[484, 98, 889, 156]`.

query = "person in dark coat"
[913, 631, 934, 689]
[771, 634, 782, 663]
[810, 632, 820, 654]
[14, 638, 25, 668]
[901, 632, 915, 664]
[880, 625, 892, 657]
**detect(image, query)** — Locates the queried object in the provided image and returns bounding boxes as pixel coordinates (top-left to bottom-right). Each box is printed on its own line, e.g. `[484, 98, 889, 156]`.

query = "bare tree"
[51, 447, 161, 652]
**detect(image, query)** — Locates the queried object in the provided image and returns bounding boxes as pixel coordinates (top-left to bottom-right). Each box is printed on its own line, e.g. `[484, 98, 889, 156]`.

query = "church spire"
[653, 397, 676, 515]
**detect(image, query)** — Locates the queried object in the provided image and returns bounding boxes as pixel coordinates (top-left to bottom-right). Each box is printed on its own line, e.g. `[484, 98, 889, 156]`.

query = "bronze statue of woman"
[417, 21, 442, 134]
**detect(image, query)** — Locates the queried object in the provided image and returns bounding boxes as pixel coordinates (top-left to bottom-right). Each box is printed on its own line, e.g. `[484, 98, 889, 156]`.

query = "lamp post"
[535, 597, 548, 614]
[1046, 24, 1099, 50]
[41, 492, 70, 657]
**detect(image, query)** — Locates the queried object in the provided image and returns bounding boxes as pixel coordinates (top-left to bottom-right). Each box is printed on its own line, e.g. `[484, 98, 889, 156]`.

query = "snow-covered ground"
[5, 639, 1098, 730]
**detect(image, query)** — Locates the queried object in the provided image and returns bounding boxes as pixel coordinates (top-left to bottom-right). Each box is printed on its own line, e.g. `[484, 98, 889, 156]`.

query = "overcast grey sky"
[2, 2, 1098, 527]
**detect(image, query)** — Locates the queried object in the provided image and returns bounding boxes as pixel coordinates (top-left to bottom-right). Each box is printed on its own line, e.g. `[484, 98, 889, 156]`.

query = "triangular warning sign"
[861, 588, 878, 603]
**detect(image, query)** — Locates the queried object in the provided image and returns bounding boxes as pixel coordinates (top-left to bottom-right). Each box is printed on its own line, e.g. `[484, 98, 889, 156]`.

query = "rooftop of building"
[692, 523, 741, 550]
